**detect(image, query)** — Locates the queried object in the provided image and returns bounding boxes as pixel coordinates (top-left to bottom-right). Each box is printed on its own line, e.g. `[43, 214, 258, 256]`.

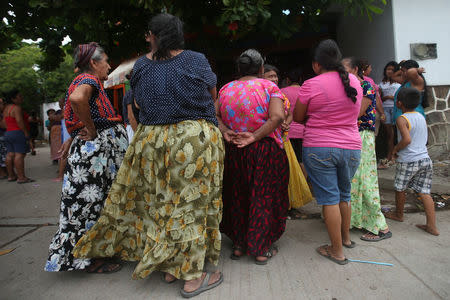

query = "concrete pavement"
[1, 146, 449, 300]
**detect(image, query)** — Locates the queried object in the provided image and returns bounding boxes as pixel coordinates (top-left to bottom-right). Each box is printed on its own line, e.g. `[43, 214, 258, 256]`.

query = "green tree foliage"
[0, 44, 74, 112]
[0, 0, 386, 70]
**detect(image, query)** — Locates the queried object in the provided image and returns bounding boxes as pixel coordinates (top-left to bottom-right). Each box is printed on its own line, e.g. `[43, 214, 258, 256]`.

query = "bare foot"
[316, 245, 346, 262]
[183, 271, 221, 293]
[342, 239, 352, 247]
[377, 163, 388, 170]
[384, 211, 404, 222]
[416, 224, 440, 236]
[164, 272, 177, 283]
[52, 177, 63, 182]
[233, 249, 243, 257]
[255, 247, 278, 263]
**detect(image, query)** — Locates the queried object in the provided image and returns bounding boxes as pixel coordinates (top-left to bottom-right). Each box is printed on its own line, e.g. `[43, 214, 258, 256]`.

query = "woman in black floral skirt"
[44, 42, 127, 273]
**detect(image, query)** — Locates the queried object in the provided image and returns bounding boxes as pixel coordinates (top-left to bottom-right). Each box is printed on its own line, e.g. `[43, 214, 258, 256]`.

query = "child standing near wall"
[385, 87, 439, 236]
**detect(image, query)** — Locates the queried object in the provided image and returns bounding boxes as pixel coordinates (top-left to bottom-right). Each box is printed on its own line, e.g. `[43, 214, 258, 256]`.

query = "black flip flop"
[343, 241, 356, 248]
[288, 209, 304, 220]
[17, 178, 35, 184]
[255, 245, 278, 265]
[8, 178, 17, 182]
[230, 246, 244, 260]
[230, 253, 241, 260]
[316, 245, 348, 265]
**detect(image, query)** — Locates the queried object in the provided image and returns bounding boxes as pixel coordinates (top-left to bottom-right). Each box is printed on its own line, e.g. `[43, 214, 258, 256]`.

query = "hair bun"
[236, 49, 263, 77]
[239, 54, 252, 65]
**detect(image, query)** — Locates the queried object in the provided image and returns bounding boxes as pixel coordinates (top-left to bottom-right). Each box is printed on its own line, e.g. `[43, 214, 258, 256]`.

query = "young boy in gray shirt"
[384, 87, 439, 236]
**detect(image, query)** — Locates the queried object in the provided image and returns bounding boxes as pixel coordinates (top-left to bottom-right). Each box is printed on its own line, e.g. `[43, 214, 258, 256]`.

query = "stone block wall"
[425, 86, 450, 160]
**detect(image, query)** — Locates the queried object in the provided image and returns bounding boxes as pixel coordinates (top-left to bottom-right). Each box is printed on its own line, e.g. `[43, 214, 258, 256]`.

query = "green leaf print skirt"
[73, 120, 225, 280]
[350, 130, 388, 234]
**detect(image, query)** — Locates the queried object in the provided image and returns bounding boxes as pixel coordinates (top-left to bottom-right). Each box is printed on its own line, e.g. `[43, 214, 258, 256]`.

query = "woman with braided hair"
[293, 39, 362, 265]
[44, 42, 127, 273]
[342, 57, 392, 242]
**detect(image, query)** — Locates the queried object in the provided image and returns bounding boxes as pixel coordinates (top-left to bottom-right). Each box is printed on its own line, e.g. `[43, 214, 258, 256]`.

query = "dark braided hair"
[236, 49, 264, 77]
[148, 13, 184, 60]
[313, 39, 358, 103]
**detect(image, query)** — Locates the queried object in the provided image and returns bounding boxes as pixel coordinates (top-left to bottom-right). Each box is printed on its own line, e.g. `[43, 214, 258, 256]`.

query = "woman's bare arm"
[359, 97, 371, 117]
[233, 97, 284, 148]
[127, 103, 138, 131]
[13, 106, 29, 137]
[69, 84, 97, 140]
[392, 70, 405, 84]
[212, 87, 236, 143]
[406, 68, 425, 91]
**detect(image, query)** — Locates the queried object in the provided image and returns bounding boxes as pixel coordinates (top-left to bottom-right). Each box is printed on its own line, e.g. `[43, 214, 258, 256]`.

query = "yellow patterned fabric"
[73, 120, 224, 280]
[284, 140, 313, 209]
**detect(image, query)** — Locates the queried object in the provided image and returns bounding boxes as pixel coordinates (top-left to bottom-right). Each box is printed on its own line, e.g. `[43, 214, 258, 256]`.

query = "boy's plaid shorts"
[394, 158, 432, 194]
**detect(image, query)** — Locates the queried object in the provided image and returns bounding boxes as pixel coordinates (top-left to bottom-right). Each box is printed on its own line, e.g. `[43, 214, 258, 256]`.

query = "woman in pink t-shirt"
[293, 39, 363, 265]
[218, 49, 289, 265]
[281, 68, 305, 162]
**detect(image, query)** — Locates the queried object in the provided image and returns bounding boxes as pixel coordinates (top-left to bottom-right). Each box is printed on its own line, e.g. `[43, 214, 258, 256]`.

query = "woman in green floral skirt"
[343, 58, 392, 242]
[73, 13, 225, 298]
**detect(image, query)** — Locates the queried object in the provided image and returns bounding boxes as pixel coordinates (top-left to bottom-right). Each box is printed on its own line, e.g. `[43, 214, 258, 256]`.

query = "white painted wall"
[336, 1, 396, 84]
[392, 0, 450, 85]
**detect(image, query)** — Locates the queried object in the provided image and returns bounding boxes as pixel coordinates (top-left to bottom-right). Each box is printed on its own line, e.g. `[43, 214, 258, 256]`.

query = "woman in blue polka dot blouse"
[73, 13, 225, 297]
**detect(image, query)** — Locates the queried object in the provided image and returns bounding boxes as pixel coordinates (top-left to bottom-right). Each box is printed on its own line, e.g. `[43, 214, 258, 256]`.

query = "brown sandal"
[86, 259, 122, 274]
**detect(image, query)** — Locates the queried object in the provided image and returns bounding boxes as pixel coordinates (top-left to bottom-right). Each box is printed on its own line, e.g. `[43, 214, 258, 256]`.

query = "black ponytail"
[313, 39, 358, 103]
[336, 64, 358, 103]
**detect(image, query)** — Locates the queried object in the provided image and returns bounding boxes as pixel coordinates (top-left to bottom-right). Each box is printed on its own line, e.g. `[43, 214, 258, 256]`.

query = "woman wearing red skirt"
[217, 49, 289, 265]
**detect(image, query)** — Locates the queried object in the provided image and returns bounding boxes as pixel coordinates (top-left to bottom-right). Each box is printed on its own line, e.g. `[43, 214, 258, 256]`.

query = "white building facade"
[337, 0, 450, 160]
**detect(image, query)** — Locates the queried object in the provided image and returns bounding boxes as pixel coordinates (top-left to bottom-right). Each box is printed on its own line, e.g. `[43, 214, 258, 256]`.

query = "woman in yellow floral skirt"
[73, 13, 224, 298]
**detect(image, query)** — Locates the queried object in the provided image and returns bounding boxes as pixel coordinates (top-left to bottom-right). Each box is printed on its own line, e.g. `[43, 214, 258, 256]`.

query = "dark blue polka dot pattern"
[131, 50, 218, 126]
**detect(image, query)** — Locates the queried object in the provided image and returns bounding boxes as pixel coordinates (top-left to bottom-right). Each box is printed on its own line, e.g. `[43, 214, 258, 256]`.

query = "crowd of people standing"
[0, 12, 439, 299]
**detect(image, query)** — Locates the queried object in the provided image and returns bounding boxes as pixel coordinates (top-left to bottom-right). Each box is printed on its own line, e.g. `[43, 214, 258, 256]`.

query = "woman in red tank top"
[2, 89, 33, 183]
